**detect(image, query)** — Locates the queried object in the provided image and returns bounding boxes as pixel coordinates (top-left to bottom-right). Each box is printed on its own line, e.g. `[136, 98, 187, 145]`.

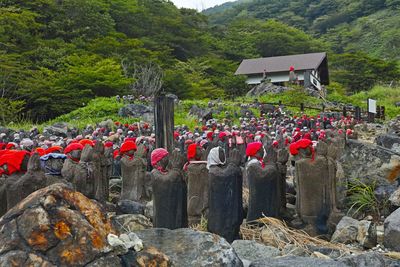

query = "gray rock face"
[356, 220, 377, 249]
[339, 139, 400, 185]
[112, 214, 152, 233]
[389, 187, 400, 206]
[376, 134, 400, 153]
[116, 200, 145, 215]
[337, 252, 397, 267]
[231, 240, 281, 263]
[384, 208, 400, 251]
[118, 104, 152, 118]
[136, 228, 243, 267]
[249, 256, 347, 267]
[189, 105, 213, 121]
[43, 124, 68, 138]
[331, 216, 359, 244]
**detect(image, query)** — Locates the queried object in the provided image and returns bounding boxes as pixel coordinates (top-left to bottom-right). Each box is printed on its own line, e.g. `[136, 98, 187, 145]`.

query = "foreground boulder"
[231, 240, 280, 263]
[0, 183, 115, 266]
[136, 228, 243, 266]
[0, 183, 170, 266]
[384, 207, 400, 251]
[331, 216, 377, 249]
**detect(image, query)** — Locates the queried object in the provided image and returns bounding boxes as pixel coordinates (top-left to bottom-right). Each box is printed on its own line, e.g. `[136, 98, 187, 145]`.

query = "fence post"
[343, 106, 347, 117]
[322, 103, 325, 112]
[355, 106, 361, 121]
[376, 106, 381, 119]
[300, 103, 304, 112]
[381, 106, 385, 120]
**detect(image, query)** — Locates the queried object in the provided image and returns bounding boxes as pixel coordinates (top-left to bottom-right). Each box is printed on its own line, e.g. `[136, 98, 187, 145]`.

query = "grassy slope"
[8, 86, 400, 131]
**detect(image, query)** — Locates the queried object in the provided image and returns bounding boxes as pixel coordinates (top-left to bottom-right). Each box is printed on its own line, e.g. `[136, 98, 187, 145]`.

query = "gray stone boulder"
[118, 104, 152, 118]
[389, 187, 400, 206]
[337, 252, 397, 267]
[116, 200, 145, 215]
[249, 256, 347, 267]
[331, 216, 377, 248]
[376, 134, 400, 147]
[189, 105, 213, 121]
[246, 83, 289, 97]
[331, 216, 359, 244]
[112, 214, 152, 233]
[43, 123, 68, 138]
[356, 220, 377, 249]
[231, 240, 281, 263]
[339, 139, 400, 186]
[384, 208, 400, 251]
[136, 228, 243, 266]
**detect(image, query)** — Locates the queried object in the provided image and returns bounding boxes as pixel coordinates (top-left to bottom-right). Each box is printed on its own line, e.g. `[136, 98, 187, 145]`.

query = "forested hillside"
[0, 0, 399, 124]
[206, 0, 400, 60]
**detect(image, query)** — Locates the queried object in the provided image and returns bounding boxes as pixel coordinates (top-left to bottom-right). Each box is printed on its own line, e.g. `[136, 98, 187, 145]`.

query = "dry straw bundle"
[241, 216, 358, 256]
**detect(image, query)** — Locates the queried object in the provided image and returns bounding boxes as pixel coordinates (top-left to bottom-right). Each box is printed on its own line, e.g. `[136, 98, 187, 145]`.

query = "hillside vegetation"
[10, 85, 399, 132]
[0, 0, 399, 126]
[206, 0, 400, 60]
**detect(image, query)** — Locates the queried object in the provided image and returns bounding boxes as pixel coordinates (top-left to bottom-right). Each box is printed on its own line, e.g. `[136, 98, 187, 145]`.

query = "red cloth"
[207, 132, 213, 141]
[272, 140, 279, 148]
[124, 137, 137, 143]
[113, 149, 120, 159]
[79, 139, 94, 147]
[105, 142, 113, 148]
[151, 148, 169, 170]
[174, 132, 180, 139]
[289, 66, 295, 71]
[218, 132, 227, 141]
[187, 144, 198, 161]
[246, 142, 263, 157]
[120, 141, 137, 153]
[45, 146, 63, 154]
[64, 143, 84, 154]
[0, 150, 29, 175]
[35, 147, 46, 156]
[303, 133, 312, 140]
[5, 143, 16, 150]
[0, 143, 5, 150]
[289, 139, 314, 160]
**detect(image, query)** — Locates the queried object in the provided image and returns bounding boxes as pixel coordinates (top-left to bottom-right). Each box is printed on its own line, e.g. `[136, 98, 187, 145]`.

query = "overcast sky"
[171, 0, 232, 10]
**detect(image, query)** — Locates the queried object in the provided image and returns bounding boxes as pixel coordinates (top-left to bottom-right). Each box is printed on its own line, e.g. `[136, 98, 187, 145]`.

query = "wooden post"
[300, 103, 304, 112]
[343, 106, 347, 117]
[355, 106, 361, 121]
[154, 95, 174, 152]
[376, 106, 381, 119]
[381, 106, 386, 120]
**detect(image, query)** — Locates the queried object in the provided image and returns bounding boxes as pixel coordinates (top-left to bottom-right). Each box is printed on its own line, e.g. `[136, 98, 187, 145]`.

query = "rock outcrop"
[136, 228, 243, 266]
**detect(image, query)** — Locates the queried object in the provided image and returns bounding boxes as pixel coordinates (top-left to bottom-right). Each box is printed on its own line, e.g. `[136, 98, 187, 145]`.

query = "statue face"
[126, 149, 135, 157]
[255, 146, 265, 159]
[45, 158, 64, 172]
[218, 148, 225, 163]
[70, 150, 82, 160]
[195, 146, 202, 160]
[159, 156, 169, 169]
[20, 155, 30, 172]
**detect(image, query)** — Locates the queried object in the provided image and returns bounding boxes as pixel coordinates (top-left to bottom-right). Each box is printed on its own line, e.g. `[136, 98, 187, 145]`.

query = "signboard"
[368, 99, 377, 114]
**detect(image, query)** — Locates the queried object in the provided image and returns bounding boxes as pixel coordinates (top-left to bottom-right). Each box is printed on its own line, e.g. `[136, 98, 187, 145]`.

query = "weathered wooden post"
[376, 106, 381, 120]
[381, 106, 386, 120]
[342, 106, 347, 117]
[300, 103, 304, 112]
[355, 106, 361, 121]
[154, 94, 174, 152]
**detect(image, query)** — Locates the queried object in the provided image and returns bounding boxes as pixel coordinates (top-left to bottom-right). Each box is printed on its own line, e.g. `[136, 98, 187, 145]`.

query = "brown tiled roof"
[235, 52, 327, 75]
